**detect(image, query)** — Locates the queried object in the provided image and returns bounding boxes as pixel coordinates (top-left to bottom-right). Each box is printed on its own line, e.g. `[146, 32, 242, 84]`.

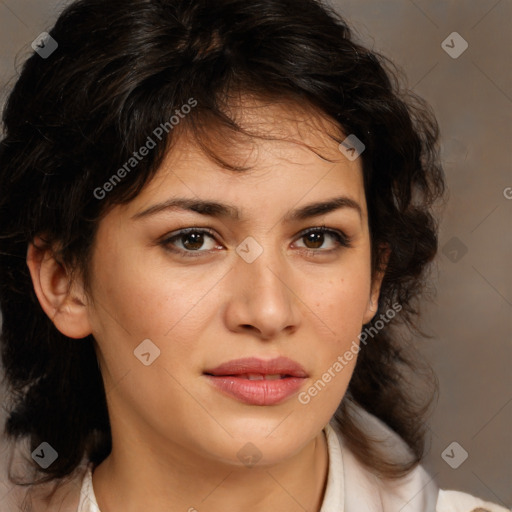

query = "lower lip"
[204, 375, 306, 405]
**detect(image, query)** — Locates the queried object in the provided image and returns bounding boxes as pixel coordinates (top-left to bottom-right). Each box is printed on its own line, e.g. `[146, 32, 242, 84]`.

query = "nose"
[223, 243, 302, 340]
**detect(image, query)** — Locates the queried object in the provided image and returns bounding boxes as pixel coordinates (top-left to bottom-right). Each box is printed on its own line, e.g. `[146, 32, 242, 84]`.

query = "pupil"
[305, 232, 323, 249]
[183, 233, 204, 250]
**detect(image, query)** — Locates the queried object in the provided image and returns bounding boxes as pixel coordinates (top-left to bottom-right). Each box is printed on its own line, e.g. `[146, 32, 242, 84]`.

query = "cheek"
[88, 252, 205, 408]
[301, 255, 371, 408]
[88, 249, 224, 387]
[314, 263, 372, 334]
[90, 251, 196, 339]
[302, 277, 368, 410]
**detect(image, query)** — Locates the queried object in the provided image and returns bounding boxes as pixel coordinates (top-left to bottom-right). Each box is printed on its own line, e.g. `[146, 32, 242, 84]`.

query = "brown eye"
[160, 228, 221, 257]
[180, 232, 207, 251]
[302, 231, 325, 249]
[295, 226, 351, 253]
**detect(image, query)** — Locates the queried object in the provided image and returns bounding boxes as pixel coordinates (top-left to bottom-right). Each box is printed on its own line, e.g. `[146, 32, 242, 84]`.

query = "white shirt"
[75, 415, 509, 512]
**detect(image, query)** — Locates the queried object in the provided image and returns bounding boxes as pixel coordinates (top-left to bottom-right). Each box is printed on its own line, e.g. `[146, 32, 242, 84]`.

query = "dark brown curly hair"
[0, 0, 445, 491]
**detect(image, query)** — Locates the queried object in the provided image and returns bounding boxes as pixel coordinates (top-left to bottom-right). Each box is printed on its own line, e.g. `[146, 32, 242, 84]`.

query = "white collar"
[78, 465, 100, 512]
[319, 421, 344, 511]
[324, 406, 440, 512]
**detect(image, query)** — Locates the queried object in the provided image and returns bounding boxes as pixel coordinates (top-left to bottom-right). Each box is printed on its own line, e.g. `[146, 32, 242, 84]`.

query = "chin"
[198, 425, 311, 469]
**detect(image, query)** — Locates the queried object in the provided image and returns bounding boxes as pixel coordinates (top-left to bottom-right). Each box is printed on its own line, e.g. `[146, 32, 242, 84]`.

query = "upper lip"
[204, 356, 308, 378]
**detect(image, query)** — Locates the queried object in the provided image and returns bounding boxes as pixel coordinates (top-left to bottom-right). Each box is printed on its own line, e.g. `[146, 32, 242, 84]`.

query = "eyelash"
[159, 225, 352, 258]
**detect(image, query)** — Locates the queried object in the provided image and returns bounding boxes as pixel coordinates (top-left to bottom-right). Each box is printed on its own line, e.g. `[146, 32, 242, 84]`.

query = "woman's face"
[82, 101, 382, 468]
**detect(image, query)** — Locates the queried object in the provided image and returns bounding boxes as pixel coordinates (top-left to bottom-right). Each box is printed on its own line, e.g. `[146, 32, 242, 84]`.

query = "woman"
[0, 0, 507, 511]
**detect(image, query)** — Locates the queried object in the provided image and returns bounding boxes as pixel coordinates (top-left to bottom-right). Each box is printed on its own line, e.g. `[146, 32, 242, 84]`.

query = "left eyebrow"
[131, 195, 362, 222]
[283, 196, 362, 222]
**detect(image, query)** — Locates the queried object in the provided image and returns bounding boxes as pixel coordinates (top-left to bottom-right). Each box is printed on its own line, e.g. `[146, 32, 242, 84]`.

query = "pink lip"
[204, 356, 308, 377]
[203, 357, 308, 406]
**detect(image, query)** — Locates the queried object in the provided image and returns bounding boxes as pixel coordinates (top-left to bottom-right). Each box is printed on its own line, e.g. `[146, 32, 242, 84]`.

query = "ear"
[26, 236, 92, 339]
[362, 243, 391, 325]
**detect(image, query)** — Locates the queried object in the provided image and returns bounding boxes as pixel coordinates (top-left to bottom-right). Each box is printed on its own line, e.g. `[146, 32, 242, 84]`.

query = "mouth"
[203, 357, 308, 406]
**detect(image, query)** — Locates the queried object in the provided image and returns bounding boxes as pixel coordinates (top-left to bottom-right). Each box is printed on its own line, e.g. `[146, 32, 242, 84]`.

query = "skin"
[27, 99, 386, 512]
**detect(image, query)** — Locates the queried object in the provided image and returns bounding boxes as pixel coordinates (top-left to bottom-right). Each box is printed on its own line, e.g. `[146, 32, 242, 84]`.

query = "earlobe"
[26, 237, 92, 339]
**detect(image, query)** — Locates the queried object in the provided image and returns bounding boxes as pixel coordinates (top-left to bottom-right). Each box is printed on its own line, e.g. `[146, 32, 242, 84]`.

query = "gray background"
[0, 0, 510, 508]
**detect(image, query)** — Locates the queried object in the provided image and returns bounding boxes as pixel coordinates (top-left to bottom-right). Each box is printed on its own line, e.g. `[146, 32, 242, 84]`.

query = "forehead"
[120, 98, 367, 221]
